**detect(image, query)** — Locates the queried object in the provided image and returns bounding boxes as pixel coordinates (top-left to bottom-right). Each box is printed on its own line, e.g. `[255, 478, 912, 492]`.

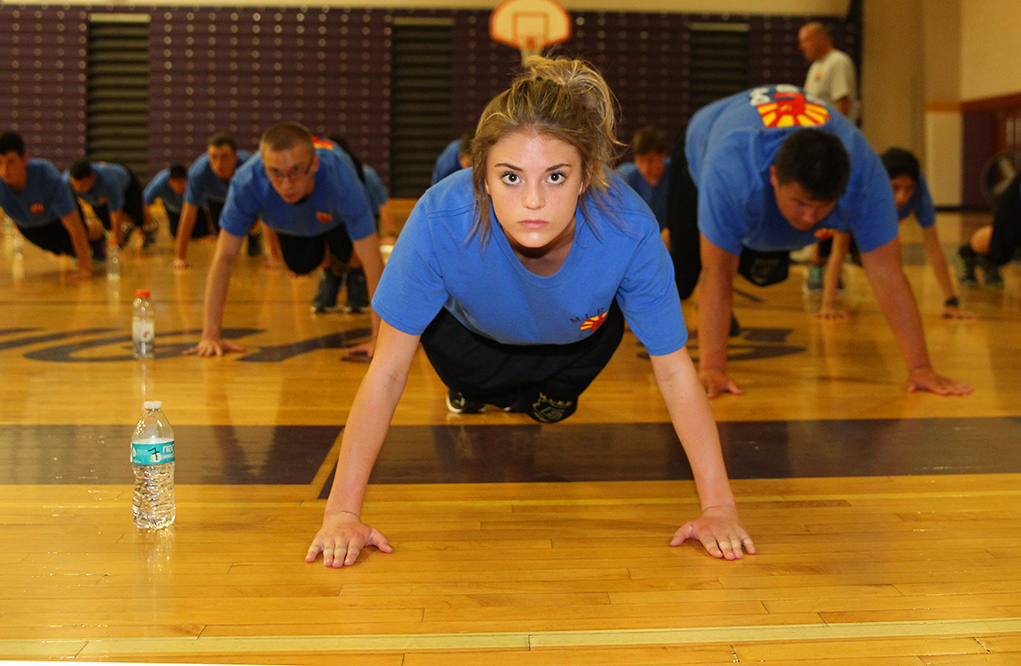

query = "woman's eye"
[548, 172, 566, 184]
[501, 172, 519, 184]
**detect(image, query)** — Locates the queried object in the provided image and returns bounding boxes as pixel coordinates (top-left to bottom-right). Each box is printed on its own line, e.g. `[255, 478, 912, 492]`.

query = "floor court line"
[4, 617, 1018, 657]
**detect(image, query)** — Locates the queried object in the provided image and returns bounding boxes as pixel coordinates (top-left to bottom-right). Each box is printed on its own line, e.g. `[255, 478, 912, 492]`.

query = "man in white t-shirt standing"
[798, 21, 860, 290]
[799, 22, 859, 124]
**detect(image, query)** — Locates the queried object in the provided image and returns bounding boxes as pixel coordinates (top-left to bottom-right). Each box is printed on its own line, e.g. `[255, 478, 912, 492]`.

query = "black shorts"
[666, 128, 701, 300]
[420, 302, 626, 423]
[989, 171, 1021, 266]
[274, 225, 354, 275]
[16, 217, 86, 257]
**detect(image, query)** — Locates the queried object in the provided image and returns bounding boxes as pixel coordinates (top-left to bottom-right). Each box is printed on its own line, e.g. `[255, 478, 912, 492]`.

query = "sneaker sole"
[445, 392, 485, 414]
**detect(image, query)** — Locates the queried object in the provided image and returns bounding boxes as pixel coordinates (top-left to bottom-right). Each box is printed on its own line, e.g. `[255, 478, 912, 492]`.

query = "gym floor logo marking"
[636, 326, 806, 363]
[0, 327, 371, 363]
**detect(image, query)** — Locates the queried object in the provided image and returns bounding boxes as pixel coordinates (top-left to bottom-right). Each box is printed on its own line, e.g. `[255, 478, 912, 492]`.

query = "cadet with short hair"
[0, 131, 97, 280]
[668, 85, 972, 398]
[185, 123, 383, 358]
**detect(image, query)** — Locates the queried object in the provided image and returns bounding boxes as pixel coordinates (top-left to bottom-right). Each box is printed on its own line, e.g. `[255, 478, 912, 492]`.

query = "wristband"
[944, 296, 960, 308]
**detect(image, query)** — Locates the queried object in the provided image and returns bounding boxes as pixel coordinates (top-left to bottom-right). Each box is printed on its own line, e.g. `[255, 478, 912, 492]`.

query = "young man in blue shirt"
[143, 164, 188, 237]
[617, 126, 672, 238]
[669, 85, 972, 398]
[816, 147, 974, 320]
[66, 159, 152, 250]
[185, 123, 384, 358]
[171, 134, 259, 269]
[0, 132, 96, 280]
[430, 129, 474, 186]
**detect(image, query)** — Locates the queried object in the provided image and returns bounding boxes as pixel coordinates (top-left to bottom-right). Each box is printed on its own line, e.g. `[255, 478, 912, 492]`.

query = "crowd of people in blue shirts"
[2, 29, 1018, 569]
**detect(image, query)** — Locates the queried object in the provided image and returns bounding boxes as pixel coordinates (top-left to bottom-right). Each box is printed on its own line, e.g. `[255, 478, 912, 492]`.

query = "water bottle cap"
[136, 289, 151, 298]
[143, 400, 162, 410]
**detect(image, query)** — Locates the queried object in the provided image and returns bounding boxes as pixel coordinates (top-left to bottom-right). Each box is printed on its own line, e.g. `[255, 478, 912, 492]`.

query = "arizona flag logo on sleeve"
[31, 203, 44, 214]
[316, 212, 333, 223]
[579, 312, 607, 332]
[757, 92, 830, 128]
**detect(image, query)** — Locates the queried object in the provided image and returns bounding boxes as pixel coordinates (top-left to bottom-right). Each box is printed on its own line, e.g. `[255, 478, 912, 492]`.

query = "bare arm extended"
[346, 233, 386, 359]
[651, 347, 754, 559]
[59, 209, 93, 280]
[696, 235, 742, 397]
[859, 237, 973, 395]
[184, 230, 246, 357]
[171, 202, 201, 269]
[919, 224, 975, 320]
[306, 321, 421, 567]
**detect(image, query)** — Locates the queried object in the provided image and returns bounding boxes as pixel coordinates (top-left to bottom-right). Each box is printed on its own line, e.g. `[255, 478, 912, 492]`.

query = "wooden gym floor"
[0, 208, 1020, 665]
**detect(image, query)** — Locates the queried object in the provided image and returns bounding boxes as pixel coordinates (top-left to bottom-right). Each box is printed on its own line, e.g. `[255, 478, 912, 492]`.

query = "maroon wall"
[1, 6, 859, 193]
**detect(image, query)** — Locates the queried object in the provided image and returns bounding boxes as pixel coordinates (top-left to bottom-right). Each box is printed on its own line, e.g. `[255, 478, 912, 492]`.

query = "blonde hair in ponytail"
[470, 56, 623, 242]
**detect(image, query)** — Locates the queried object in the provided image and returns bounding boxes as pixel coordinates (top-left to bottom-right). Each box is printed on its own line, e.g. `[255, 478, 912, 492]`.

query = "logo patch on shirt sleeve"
[579, 312, 607, 332]
[756, 92, 830, 128]
[316, 211, 333, 223]
[30, 204, 44, 214]
[814, 228, 837, 240]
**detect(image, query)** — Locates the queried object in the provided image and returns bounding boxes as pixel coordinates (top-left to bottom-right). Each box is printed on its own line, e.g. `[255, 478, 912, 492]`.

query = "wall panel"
[0, 6, 89, 167]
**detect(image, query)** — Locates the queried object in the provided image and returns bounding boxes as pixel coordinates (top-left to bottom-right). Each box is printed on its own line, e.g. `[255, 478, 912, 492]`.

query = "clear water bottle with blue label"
[131, 401, 176, 529]
[132, 289, 154, 359]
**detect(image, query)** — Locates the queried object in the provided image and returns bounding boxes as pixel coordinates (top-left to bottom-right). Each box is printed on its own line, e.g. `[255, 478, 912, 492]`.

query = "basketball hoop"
[490, 0, 571, 64]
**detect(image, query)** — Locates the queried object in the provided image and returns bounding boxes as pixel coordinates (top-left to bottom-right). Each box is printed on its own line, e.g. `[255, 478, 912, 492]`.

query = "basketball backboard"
[490, 0, 571, 63]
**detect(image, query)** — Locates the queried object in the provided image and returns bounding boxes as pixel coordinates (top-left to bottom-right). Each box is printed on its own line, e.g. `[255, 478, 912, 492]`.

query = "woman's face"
[485, 130, 587, 254]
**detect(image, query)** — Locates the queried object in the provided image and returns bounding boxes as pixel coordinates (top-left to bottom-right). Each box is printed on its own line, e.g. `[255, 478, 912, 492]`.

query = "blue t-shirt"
[0, 159, 77, 229]
[431, 139, 464, 185]
[686, 84, 898, 255]
[143, 168, 184, 214]
[617, 157, 672, 230]
[363, 164, 389, 214]
[897, 173, 936, 229]
[183, 150, 253, 208]
[218, 146, 376, 240]
[373, 169, 687, 356]
[63, 162, 131, 212]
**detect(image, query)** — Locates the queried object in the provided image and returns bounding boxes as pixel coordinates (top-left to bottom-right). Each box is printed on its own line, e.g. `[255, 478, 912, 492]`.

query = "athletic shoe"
[958, 244, 979, 288]
[804, 264, 824, 292]
[981, 258, 1005, 288]
[310, 269, 343, 313]
[802, 265, 844, 292]
[344, 268, 369, 314]
[247, 232, 263, 257]
[446, 389, 485, 414]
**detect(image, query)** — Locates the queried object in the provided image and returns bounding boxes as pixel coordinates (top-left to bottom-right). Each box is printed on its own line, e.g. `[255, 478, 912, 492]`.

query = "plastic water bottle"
[11, 234, 25, 282]
[2, 215, 15, 258]
[107, 241, 121, 281]
[131, 401, 176, 529]
[132, 289, 155, 359]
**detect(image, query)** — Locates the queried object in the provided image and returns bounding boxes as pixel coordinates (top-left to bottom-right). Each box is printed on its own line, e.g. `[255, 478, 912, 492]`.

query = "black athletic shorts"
[16, 216, 86, 257]
[273, 224, 354, 275]
[989, 171, 1021, 266]
[420, 302, 626, 423]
